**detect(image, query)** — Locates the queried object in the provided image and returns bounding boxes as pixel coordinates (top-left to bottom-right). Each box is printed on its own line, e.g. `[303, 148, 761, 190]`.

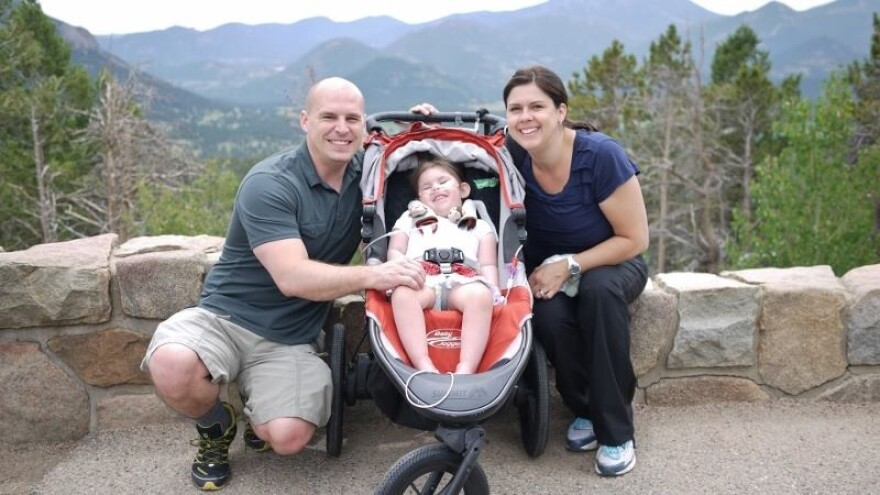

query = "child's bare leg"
[449, 283, 494, 374]
[391, 286, 438, 372]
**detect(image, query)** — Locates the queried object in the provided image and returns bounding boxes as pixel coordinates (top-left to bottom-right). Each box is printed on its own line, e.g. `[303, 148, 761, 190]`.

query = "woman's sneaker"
[191, 402, 237, 490]
[565, 417, 598, 452]
[595, 440, 636, 476]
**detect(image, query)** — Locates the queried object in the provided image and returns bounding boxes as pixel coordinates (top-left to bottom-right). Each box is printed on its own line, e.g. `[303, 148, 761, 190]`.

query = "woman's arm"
[573, 175, 649, 272]
[529, 176, 648, 298]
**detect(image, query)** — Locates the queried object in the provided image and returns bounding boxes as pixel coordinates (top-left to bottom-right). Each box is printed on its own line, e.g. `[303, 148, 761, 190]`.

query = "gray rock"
[630, 280, 678, 377]
[0, 342, 88, 444]
[115, 251, 207, 319]
[0, 235, 115, 329]
[817, 374, 880, 403]
[656, 273, 760, 369]
[725, 266, 847, 395]
[646, 376, 770, 406]
[840, 264, 880, 365]
[48, 328, 151, 387]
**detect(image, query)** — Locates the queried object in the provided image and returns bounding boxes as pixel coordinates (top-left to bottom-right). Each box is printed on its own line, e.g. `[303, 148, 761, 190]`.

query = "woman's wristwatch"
[566, 255, 581, 280]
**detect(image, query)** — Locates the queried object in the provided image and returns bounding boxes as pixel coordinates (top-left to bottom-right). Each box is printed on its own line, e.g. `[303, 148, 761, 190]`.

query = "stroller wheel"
[375, 443, 489, 495]
[517, 341, 550, 458]
[327, 323, 346, 456]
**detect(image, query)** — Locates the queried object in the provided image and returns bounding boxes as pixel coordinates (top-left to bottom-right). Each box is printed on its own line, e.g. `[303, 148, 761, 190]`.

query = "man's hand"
[369, 257, 425, 292]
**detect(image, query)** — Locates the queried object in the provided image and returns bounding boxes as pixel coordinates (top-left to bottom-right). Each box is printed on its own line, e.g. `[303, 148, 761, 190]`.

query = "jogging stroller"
[323, 111, 550, 495]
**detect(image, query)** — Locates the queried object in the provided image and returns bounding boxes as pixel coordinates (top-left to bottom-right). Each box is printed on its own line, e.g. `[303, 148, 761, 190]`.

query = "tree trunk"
[31, 104, 56, 243]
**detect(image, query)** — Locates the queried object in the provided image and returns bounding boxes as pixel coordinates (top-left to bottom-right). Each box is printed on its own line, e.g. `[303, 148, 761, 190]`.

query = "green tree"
[136, 159, 239, 237]
[847, 13, 880, 243]
[630, 24, 699, 272]
[74, 70, 202, 241]
[567, 40, 641, 134]
[708, 25, 796, 240]
[848, 13, 880, 153]
[728, 74, 879, 274]
[0, 0, 92, 249]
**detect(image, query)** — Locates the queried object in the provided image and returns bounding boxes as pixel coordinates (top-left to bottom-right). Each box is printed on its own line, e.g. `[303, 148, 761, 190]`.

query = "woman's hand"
[409, 103, 438, 115]
[528, 259, 568, 299]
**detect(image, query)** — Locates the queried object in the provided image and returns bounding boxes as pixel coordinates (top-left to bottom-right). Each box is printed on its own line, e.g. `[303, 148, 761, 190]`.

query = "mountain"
[95, 16, 420, 99]
[698, 0, 875, 95]
[50, 0, 880, 157]
[229, 38, 384, 106]
[92, 0, 725, 107]
[55, 20, 301, 158]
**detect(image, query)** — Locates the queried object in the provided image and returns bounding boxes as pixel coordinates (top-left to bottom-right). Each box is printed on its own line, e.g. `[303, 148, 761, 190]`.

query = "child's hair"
[409, 156, 466, 192]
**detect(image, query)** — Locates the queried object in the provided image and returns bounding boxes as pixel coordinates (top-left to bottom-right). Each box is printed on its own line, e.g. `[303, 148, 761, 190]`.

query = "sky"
[38, 0, 837, 35]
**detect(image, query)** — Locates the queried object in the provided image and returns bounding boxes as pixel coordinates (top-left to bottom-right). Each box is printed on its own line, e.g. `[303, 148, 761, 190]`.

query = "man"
[141, 77, 425, 490]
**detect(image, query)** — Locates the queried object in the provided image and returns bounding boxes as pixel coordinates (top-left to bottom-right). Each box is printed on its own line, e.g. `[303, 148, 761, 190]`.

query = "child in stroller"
[388, 156, 499, 374]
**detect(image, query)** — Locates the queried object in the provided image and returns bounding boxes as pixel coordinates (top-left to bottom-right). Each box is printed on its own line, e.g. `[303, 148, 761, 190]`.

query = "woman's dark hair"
[410, 156, 466, 193]
[502, 65, 598, 132]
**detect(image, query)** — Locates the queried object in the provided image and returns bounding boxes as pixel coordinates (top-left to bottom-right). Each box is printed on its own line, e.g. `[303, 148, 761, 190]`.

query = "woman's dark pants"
[531, 256, 648, 446]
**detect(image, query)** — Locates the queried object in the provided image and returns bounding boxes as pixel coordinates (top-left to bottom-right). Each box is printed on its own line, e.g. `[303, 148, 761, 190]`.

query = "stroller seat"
[365, 284, 532, 374]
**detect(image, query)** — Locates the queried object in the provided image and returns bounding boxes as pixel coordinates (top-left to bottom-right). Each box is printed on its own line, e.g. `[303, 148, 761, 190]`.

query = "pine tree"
[567, 39, 641, 134]
[0, 0, 93, 249]
[631, 24, 698, 272]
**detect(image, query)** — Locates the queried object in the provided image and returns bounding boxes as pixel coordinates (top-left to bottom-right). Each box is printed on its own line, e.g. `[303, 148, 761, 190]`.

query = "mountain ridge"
[49, 0, 879, 157]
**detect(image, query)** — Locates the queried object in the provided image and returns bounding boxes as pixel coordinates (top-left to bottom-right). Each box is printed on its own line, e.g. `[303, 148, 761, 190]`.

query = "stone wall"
[0, 234, 878, 444]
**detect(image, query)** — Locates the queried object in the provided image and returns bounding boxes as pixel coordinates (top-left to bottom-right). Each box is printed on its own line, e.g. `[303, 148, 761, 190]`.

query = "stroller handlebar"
[366, 110, 507, 135]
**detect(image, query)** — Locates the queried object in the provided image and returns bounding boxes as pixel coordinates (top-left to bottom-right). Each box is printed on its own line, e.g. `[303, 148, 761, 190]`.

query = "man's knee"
[256, 418, 316, 455]
[148, 344, 205, 391]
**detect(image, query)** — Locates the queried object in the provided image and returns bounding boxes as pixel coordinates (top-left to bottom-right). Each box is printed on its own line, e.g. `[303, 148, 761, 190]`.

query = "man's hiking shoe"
[191, 402, 237, 490]
[566, 417, 598, 452]
[243, 422, 271, 452]
[595, 440, 636, 476]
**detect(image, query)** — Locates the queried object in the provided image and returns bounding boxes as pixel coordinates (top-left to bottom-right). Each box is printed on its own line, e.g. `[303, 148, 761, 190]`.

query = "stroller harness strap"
[420, 259, 480, 311]
[420, 260, 478, 277]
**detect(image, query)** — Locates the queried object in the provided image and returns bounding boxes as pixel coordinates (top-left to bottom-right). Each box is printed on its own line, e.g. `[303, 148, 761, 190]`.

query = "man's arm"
[254, 238, 424, 301]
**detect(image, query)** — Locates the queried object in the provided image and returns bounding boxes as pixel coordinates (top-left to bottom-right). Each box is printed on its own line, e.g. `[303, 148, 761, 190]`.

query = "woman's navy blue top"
[515, 130, 639, 272]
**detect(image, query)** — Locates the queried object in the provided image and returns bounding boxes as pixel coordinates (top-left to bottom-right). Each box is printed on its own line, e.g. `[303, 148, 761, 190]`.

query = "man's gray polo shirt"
[199, 143, 363, 345]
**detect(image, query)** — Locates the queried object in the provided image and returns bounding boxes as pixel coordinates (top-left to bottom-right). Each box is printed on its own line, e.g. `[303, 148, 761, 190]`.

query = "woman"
[411, 64, 648, 476]
[503, 65, 649, 476]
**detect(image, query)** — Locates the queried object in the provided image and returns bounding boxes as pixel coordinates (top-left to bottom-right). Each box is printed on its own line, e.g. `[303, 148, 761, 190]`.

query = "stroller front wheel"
[374, 443, 489, 495]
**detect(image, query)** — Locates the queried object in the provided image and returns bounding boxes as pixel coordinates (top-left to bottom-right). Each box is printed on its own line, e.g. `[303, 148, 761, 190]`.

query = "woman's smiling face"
[505, 82, 567, 152]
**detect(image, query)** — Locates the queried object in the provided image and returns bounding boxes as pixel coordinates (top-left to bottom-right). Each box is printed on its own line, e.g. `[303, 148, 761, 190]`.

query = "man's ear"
[460, 181, 471, 199]
[299, 110, 309, 132]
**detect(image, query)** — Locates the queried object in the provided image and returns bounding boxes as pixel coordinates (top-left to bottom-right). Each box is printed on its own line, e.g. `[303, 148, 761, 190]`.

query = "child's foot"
[411, 357, 439, 373]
